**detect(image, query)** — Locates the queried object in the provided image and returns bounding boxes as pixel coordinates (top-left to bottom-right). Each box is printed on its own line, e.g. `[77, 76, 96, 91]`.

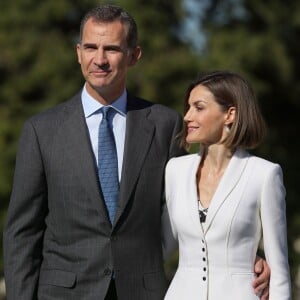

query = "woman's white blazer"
[163, 149, 291, 300]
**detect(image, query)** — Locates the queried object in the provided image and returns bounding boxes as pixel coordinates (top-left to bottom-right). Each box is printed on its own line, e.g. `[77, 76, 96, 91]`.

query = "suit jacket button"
[104, 268, 112, 276]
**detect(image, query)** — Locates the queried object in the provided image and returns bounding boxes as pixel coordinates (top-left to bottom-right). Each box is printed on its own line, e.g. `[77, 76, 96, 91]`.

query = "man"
[3, 4, 270, 300]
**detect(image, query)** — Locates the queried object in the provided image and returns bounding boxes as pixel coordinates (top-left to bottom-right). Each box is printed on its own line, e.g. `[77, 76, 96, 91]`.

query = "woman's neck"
[201, 145, 233, 175]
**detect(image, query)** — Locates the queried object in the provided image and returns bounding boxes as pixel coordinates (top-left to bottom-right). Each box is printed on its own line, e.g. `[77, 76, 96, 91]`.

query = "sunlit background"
[1, 0, 300, 298]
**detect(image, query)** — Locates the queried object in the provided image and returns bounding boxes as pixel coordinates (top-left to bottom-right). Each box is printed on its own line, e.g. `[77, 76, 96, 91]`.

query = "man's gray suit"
[3, 92, 185, 300]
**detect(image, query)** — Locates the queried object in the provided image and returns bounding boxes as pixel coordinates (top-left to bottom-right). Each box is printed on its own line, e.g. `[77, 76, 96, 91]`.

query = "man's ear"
[76, 43, 82, 64]
[128, 46, 142, 66]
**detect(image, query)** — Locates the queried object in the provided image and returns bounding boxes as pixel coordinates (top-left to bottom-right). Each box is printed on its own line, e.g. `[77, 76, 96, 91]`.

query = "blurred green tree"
[0, 0, 198, 278]
[1, 0, 299, 296]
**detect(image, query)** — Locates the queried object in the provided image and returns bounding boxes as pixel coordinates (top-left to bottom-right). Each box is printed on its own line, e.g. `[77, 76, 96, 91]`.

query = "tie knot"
[101, 106, 112, 120]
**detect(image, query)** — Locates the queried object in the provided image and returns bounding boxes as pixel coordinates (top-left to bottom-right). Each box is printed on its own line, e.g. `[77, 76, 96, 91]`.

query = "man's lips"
[90, 69, 111, 75]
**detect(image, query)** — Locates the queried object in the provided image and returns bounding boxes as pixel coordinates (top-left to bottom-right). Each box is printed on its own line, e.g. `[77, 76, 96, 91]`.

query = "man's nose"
[94, 49, 108, 66]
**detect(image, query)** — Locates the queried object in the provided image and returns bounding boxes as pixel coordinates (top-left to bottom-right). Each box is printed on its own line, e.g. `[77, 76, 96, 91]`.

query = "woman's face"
[184, 84, 232, 145]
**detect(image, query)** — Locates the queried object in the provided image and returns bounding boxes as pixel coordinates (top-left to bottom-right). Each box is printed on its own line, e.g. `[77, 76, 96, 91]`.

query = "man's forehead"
[82, 19, 128, 41]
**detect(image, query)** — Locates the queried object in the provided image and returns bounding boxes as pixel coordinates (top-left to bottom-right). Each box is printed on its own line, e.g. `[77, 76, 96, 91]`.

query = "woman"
[164, 71, 291, 299]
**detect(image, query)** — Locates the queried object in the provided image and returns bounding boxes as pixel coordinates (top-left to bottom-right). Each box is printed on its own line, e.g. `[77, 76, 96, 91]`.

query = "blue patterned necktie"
[98, 106, 119, 224]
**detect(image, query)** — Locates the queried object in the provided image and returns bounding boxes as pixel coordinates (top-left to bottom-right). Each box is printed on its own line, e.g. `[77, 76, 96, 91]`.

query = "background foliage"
[1, 0, 299, 297]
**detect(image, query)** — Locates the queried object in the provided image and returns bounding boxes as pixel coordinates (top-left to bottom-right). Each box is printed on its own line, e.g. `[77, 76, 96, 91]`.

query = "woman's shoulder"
[249, 153, 280, 168]
[166, 153, 199, 171]
[247, 153, 283, 178]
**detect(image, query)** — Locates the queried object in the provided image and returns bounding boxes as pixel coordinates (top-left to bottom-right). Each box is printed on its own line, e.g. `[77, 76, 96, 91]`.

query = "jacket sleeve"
[161, 111, 185, 259]
[3, 120, 48, 300]
[161, 158, 179, 260]
[168, 111, 186, 159]
[260, 164, 292, 299]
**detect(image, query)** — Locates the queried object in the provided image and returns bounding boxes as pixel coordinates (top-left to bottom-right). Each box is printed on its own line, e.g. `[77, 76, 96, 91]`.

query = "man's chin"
[87, 81, 110, 92]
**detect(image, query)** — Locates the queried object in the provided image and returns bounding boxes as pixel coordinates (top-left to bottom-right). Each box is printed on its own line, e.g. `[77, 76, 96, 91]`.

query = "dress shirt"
[81, 85, 127, 180]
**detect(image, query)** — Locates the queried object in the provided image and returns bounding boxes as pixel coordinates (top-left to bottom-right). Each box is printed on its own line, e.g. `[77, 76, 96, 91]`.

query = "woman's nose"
[184, 109, 191, 122]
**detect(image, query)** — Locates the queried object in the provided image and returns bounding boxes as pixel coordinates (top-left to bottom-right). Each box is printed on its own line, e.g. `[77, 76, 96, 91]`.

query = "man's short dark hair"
[79, 4, 138, 49]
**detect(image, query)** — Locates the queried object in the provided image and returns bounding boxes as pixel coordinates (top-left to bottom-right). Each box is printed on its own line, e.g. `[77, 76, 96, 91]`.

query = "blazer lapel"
[114, 95, 155, 224]
[185, 154, 204, 234]
[60, 95, 111, 226]
[203, 149, 250, 234]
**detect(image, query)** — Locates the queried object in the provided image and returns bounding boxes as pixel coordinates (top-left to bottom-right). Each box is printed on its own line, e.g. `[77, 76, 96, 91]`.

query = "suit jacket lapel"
[114, 95, 155, 224]
[203, 149, 250, 234]
[60, 95, 111, 226]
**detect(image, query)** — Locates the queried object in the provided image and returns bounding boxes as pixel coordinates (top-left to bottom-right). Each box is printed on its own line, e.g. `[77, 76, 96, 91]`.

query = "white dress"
[163, 149, 291, 300]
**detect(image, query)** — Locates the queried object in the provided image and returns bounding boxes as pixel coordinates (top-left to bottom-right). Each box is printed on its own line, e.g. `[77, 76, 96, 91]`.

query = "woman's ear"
[225, 106, 236, 125]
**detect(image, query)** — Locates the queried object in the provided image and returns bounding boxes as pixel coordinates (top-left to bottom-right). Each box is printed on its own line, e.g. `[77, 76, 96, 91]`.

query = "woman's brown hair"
[181, 71, 266, 150]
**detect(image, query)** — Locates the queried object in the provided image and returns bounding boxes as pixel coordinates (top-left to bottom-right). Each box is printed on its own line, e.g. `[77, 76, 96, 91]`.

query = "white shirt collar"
[81, 84, 127, 118]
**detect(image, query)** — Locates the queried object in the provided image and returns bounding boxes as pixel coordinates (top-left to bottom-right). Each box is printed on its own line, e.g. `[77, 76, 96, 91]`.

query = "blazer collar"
[187, 149, 250, 235]
[114, 94, 155, 225]
[60, 93, 157, 228]
[185, 154, 203, 233]
[204, 149, 250, 233]
[58, 94, 111, 230]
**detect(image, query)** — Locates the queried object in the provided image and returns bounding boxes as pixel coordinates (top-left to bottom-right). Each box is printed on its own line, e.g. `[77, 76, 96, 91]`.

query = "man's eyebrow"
[104, 44, 124, 50]
[81, 43, 97, 48]
[81, 43, 124, 50]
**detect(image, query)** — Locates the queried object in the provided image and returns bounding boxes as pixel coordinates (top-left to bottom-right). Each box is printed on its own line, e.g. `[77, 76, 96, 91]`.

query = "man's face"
[77, 18, 141, 103]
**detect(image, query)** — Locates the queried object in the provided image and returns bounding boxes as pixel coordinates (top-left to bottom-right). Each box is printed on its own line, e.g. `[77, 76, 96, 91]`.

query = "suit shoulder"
[150, 103, 181, 119]
[26, 92, 81, 126]
[129, 95, 181, 118]
[148, 103, 182, 128]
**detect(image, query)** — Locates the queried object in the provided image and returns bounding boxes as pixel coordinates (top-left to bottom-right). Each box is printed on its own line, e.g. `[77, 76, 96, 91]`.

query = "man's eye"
[83, 45, 96, 50]
[106, 47, 121, 52]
